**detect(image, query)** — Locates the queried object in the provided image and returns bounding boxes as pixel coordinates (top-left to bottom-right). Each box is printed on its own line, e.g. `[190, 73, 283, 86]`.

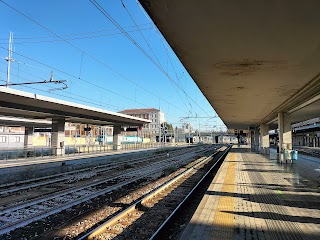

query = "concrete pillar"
[254, 128, 260, 151]
[250, 130, 254, 149]
[247, 130, 251, 146]
[113, 126, 122, 150]
[24, 127, 34, 148]
[51, 118, 65, 156]
[278, 112, 292, 151]
[259, 123, 270, 154]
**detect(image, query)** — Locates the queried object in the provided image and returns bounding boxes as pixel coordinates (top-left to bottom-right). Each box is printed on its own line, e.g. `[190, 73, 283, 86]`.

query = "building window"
[0, 136, 6, 143]
[15, 136, 21, 143]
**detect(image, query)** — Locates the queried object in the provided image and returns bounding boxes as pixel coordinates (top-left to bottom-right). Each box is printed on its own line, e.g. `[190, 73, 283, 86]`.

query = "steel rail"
[0, 146, 197, 196]
[149, 145, 231, 239]
[0, 149, 196, 214]
[0, 146, 214, 235]
[78, 146, 229, 240]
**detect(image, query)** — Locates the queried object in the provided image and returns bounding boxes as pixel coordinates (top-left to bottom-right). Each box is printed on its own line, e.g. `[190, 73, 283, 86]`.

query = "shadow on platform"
[206, 190, 320, 210]
[222, 210, 320, 224]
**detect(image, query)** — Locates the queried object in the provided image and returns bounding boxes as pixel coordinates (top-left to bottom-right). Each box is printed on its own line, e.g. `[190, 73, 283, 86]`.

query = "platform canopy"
[0, 87, 151, 126]
[0, 116, 51, 127]
[139, 0, 320, 129]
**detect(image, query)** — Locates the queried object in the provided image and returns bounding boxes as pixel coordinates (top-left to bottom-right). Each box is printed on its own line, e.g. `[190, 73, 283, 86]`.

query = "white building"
[0, 126, 24, 148]
[119, 108, 165, 138]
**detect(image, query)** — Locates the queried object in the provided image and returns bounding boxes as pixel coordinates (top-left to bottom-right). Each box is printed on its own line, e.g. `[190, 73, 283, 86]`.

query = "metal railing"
[0, 147, 54, 160]
[0, 142, 164, 161]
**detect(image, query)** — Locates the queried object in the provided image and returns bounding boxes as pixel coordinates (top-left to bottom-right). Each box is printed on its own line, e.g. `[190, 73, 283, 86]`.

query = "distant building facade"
[0, 126, 24, 148]
[119, 108, 165, 139]
[292, 117, 320, 147]
[0, 123, 114, 148]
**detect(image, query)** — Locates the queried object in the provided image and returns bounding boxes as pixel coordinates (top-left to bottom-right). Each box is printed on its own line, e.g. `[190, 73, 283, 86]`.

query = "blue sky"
[0, 0, 226, 131]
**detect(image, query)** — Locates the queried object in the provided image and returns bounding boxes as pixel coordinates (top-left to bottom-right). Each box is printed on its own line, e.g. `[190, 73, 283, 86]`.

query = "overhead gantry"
[0, 87, 151, 155]
[138, 0, 320, 153]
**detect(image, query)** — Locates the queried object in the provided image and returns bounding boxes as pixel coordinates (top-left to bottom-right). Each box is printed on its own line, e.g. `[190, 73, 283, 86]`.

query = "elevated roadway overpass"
[139, 0, 320, 153]
[0, 87, 150, 154]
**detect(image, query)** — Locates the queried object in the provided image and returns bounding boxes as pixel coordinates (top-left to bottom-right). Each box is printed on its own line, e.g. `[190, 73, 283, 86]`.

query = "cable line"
[120, 0, 193, 116]
[0, 23, 152, 40]
[137, 1, 198, 116]
[0, 70, 121, 111]
[0, 0, 185, 116]
[91, 0, 213, 119]
[0, 54, 184, 120]
[0, 27, 152, 44]
[0, 0, 200, 120]
[0, 46, 146, 107]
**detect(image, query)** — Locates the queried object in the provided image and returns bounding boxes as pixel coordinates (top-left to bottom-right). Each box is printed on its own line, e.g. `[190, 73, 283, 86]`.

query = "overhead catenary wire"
[0, 26, 153, 44]
[120, 0, 161, 66]
[120, 0, 194, 116]
[78, 52, 84, 79]
[7, 65, 119, 110]
[0, 59, 182, 120]
[0, 0, 185, 116]
[90, 0, 213, 119]
[0, 56, 65, 79]
[137, 1, 200, 117]
[136, 1, 217, 120]
[0, 22, 152, 40]
[0, 69, 182, 121]
[0, 61, 68, 91]
[0, 47, 148, 107]
[161, 37, 194, 115]
[0, 69, 122, 111]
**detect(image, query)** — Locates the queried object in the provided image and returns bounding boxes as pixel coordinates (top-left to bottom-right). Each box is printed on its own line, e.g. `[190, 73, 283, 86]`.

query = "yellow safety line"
[210, 152, 236, 239]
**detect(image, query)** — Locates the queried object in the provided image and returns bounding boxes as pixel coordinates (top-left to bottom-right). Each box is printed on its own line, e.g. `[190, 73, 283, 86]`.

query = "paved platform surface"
[180, 146, 320, 240]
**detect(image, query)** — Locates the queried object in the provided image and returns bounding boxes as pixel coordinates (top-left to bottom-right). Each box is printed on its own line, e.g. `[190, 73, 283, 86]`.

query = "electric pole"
[6, 32, 13, 87]
[158, 110, 162, 147]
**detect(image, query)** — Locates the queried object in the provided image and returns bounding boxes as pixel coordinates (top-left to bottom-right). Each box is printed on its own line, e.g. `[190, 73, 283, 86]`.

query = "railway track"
[0, 145, 210, 212]
[0, 146, 197, 197]
[78, 145, 230, 240]
[0, 144, 220, 238]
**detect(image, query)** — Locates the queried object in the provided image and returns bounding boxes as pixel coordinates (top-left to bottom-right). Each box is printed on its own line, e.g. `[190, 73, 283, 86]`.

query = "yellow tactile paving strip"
[180, 147, 320, 240]
[210, 153, 236, 239]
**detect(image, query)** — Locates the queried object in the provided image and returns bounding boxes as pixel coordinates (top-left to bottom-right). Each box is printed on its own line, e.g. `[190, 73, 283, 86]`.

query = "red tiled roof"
[119, 108, 159, 114]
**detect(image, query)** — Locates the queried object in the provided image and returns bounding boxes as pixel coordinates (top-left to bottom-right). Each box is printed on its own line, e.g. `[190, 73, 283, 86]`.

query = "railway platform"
[180, 145, 320, 240]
